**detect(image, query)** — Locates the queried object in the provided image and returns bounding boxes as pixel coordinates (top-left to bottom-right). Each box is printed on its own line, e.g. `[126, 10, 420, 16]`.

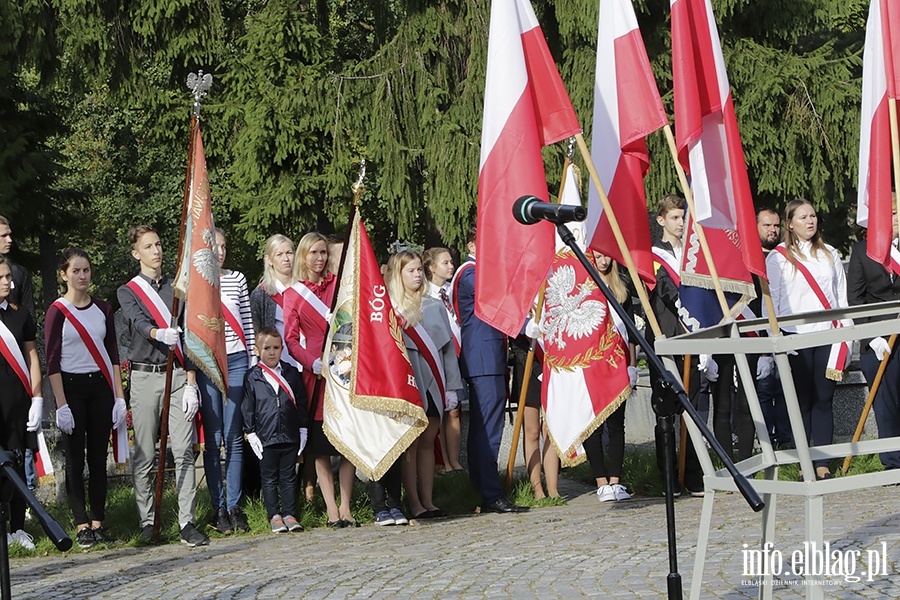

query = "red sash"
[125, 277, 184, 366]
[258, 363, 296, 407]
[0, 316, 31, 396]
[449, 260, 475, 320]
[652, 246, 681, 287]
[404, 322, 446, 407]
[221, 298, 249, 353]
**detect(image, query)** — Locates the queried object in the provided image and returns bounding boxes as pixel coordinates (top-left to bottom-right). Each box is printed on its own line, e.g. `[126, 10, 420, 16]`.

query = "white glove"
[154, 327, 181, 347]
[445, 389, 459, 411]
[112, 397, 127, 430]
[870, 337, 892, 362]
[525, 319, 542, 340]
[627, 366, 638, 389]
[298, 428, 308, 455]
[247, 432, 264, 460]
[56, 404, 75, 435]
[698, 354, 719, 382]
[312, 358, 323, 375]
[325, 311, 334, 324]
[27, 397, 43, 432]
[756, 356, 774, 380]
[181, 384, 200, 421]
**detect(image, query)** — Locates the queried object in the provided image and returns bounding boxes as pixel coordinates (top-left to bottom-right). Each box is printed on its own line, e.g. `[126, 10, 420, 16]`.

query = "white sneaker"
[596, 484, 616, 502]
[611, 483, 631, 501]
[9, 530, 35, 550]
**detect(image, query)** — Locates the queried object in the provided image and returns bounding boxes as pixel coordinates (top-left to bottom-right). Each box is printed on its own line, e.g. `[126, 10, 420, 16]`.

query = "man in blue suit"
[452, 226, 527, 513]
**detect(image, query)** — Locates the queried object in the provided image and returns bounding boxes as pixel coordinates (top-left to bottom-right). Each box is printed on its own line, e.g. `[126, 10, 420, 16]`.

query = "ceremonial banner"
[541, 164, 630, 466]
[173, 125, 227, 394]
[323, 212, 427, 480]
[587, 0, 668, 285]
[477, 0, 581, 337]
[857, 0, 900, 272]
[671, 0, 766, 281]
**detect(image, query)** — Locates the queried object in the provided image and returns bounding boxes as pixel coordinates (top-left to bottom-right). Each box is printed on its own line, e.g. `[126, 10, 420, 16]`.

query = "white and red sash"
[258, 363, 296, 407]
[450, 260, 475, 320]
[889, 243, 900, 277]
[775, 246, 850, 380]
[0, 316, 31, 396]
[404, 322, 446, 407]
[126, 276, 184, 366]
[286, 281, 330, 350]
[53, 298, 129, 463]
[446, 309, 461, 356]
[35, 430, 54, 478]
[652, 246, 681, 287]
[221, 297, 250, 356]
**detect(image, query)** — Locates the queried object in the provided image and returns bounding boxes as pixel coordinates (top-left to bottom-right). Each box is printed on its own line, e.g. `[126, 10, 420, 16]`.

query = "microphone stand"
[554, 222, 763, 600]
[0, 446, 72, 600]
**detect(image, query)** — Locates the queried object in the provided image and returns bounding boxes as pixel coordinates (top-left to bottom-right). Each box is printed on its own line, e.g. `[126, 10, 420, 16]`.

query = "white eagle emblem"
[543, 265, 606, 349]
[191, 228, 220, 288]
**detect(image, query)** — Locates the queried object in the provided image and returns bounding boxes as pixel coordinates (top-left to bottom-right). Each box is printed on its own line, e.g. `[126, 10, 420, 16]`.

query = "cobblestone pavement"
[10, 479, 900, 599]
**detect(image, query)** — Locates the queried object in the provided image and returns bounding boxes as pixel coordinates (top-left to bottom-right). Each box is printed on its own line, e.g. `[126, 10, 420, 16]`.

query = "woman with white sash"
[44, 248, 125, 548]
[386, 250, 462, 519]
[0, 256, 42, 550]
[249, 234, 297, 367]
[765, 199, 851, 480]
[201, 229, 256, 535]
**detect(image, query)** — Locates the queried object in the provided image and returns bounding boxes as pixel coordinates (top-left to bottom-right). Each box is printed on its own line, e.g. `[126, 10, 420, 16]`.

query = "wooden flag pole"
[574, 133, 662, 338]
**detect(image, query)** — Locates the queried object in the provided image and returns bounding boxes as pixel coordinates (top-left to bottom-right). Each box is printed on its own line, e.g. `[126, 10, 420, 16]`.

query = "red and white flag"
[540, 164, 631, 465]
[671, 0, 766, 281]
[858, 0, 900, 272]
[323, 212, 427, 480]
[587, 0, 668, 285]
[476, 0, 581, 337]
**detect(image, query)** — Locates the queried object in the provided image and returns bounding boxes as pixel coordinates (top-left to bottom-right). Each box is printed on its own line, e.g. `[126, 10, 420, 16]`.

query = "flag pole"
[151, 72, 211, 542]
[574, 133, 662, 338]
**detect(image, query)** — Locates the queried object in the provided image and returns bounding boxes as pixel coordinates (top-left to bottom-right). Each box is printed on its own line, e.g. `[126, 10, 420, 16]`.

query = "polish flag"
[671, 0, 765, 280]
[477, 0, 581, 337]
[587, 0, 668, 285]
[857, 0, 900, 272]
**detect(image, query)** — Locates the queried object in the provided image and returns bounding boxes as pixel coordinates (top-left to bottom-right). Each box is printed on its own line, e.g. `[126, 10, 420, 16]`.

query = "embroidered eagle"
[191, 228, 220, 287]
[542, 265, 607, 349]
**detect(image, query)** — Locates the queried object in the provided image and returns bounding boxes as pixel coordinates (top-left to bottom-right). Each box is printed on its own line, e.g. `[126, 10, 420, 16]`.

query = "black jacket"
[847, 237, 900, 353]
[646, 241, 682, 345]
[242, 361, 309, 446]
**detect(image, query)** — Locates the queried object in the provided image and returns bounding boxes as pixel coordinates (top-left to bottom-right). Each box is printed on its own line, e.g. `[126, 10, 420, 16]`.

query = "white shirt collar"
[0, 300, 7, 310]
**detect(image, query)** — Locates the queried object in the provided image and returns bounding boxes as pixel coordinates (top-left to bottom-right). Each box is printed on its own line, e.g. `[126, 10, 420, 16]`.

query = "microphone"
[512, 195, 586, 225]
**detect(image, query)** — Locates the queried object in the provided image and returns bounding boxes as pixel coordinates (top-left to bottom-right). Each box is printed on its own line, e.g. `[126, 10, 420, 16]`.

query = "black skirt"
[306, 420, 341, 457]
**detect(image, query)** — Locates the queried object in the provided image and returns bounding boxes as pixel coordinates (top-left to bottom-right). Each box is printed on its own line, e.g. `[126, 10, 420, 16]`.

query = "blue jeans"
[24, 448, 36, 490]
[199, 352, 249, 511]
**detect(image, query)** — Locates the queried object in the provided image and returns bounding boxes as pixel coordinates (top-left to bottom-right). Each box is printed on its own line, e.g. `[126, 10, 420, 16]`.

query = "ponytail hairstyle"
[385, 250, 426, 327]
[58, 247, 92, 293]
[422, 247, 451, 284]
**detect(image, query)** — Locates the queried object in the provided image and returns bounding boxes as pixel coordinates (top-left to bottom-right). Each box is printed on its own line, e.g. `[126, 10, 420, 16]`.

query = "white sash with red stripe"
[449, 260, 475, 320]
[53, 298, 129, 463]
[258, 363, 296, 407]
[652, 247, 681, 287]
[126, 276, 184, 366]
[775, 246, 850, 380]
[0, 316, 31, 396]
[404, 322, 446, 407]
[221, 297, 249, 355]
[286, 281, 331, 351]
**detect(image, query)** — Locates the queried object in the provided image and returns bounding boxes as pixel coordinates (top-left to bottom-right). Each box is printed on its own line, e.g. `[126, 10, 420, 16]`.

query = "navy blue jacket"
[455, 257, 507, 378]
[242, 361, 309, 447]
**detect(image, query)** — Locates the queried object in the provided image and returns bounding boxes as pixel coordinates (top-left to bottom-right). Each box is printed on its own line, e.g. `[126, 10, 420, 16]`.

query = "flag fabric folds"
[858, 0, 900, 272]
[476, 0, 581, 337]
[540, 164, 630, 466]
[587, 0, 668, 285]
[323, 212, 428, 481]
[670, 0, 766, 281]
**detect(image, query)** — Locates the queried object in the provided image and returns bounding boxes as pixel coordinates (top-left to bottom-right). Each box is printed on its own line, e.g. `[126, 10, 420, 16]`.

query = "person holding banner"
[200, 229, 255, 535]
[0, 255, 42, 550]
[44, 248, 126, 548]
[250, 234, 297, 367]
[423, 247, 464, 474]
[386, 250, 462, 519]
[116, 225, 207, 547]
[284, 232, 357, 528]
[765, 199, 850, 480]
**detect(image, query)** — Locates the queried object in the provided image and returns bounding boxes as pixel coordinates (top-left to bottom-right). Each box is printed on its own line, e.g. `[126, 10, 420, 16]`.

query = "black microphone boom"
[512, 195, 586, 225]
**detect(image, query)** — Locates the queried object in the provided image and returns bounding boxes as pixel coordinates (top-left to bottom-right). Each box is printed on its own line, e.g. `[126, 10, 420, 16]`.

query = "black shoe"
[91, 526, 111, 544]
[212, 507, 233, 534]
[75, 527, 96, 548]
[229, 507, 250, 533]
[180, 522, 210, 547]
[139, 525, 155, 543]
[483, 497, 529, 514]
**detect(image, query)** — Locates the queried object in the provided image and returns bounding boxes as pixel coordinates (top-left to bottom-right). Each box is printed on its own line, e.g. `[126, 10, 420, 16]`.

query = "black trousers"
[653, 355, 704, 491]
[583, 400, 627, 480]
[259, 443, 299, 519]
[61, 372, 113, 524]
[369, 460, 403, 514]
[711, 355, 755, 462]
[789, 346, 836, 470]
[0, 380, 28, 531]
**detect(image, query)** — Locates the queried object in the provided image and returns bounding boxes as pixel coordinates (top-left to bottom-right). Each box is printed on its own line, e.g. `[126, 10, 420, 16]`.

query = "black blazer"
[847, 237, 900, 352]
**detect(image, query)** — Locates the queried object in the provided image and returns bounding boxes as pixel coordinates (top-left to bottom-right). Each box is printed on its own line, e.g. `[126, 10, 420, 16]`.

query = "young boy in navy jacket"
[242, 327, 309, 533]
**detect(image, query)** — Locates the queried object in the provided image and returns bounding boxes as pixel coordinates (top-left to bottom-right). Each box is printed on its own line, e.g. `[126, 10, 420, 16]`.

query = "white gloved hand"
[325, 311, 334, 324]
[247, 432, 264, 460]
[181, 384, 200, 421]
[112, 397, 127, 430]
[525, 319, 542, 340]
[298, 428, 308, 455]
[56, 404, 75, 435]
[870, 337, 892, 362]
[312, 358, 323, 375]
[154, 326, 181, 347]
[627, 366, 638, 389]
[756, 356, 774, 380]
[27, 397, 43, 432]
[445, 389, 459, 410]
[698, 354, 719, 382]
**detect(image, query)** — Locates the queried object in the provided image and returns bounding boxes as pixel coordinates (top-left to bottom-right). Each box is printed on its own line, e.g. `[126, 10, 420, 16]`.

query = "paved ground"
[9, 478, 900, 599]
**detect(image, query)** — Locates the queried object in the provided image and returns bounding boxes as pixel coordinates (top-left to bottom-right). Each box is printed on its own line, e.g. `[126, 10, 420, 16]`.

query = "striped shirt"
[221, 270, 256, 355]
